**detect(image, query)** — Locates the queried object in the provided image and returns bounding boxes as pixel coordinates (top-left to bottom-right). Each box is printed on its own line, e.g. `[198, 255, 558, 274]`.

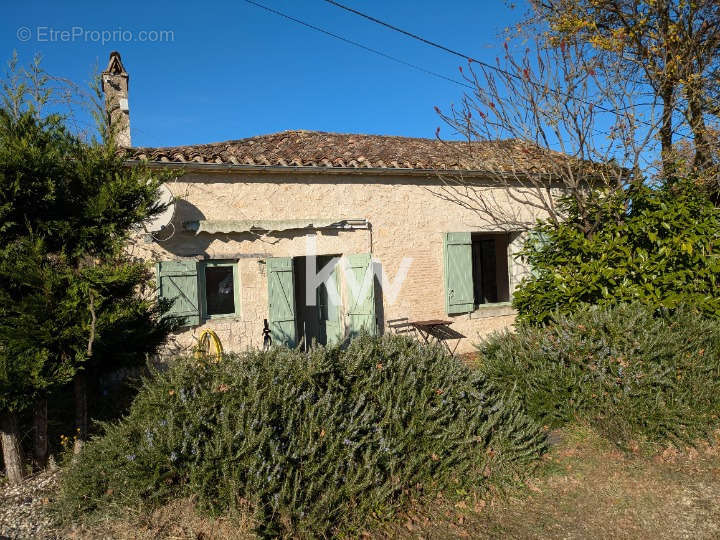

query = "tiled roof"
[126, 130, 561, 173]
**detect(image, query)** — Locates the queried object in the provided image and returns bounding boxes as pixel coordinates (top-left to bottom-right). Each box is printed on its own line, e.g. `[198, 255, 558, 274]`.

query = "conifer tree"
[0, 56, 177, 482]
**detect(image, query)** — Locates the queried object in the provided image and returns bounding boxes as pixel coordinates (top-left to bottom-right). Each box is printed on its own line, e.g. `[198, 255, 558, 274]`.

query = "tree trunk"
[73, 290, 96, 455]
[73, 372, 88, 454]
[0, 411, 25, 485]
[33, 397, 48, 470]
[657, 0, 676, 180]
[659, 81, 676, 179]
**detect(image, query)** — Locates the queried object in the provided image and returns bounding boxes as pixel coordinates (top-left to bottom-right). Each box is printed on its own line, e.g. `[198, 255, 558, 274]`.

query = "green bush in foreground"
[478, 303, 720, 446]
[57, 334, 546, 537]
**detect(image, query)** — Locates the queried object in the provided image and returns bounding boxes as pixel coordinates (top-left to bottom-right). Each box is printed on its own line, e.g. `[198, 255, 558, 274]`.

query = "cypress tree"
[0, 56, 177, 482]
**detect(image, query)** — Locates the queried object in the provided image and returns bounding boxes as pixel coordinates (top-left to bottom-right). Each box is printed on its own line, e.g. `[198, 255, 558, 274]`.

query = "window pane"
[205, 266, 235, 315]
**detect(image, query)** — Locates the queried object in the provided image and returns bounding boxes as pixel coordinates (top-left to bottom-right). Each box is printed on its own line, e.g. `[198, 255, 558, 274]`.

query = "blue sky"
[2, 1, 527, 147]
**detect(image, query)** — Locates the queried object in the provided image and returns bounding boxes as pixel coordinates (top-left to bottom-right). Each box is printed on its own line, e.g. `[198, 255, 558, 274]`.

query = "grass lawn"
[55, 424, 720, 539]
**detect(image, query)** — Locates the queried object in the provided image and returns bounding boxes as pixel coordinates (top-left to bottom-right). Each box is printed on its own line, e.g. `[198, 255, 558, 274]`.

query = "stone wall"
[132, 169, 542, 354]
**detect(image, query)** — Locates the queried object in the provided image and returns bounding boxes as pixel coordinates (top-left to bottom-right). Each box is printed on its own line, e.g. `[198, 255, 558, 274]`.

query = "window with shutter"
[267, 257, 297, 347]
[471, 234, 510, 304]
[199, 260, 240, 319]
[156, 260, 200, 326]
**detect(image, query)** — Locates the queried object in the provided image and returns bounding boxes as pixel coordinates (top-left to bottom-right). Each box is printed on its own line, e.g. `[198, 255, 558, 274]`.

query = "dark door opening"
[471, 233, 510, 305]
[294, 255, 341, 349]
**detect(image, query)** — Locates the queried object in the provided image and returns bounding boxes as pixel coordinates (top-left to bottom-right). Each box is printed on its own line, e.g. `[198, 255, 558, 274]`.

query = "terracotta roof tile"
[125, 129, 563, 173]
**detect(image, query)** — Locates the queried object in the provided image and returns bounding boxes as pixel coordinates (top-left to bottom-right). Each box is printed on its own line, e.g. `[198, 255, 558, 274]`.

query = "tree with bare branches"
[431, 2, 720, 323]
[434, 38, 655, 237]
[530, 0, 720, 179]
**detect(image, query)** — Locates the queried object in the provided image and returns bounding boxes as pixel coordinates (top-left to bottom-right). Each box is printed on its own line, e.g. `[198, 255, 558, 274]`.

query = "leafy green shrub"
[57, 334, 546, 537]
[513, 179, 720, 325]
[478, 303, 720, 445]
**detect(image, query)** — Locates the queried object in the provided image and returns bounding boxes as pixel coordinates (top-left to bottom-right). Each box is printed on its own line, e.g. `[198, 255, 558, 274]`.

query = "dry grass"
[60, 498, 255, 539]
[384, 425, 720, 539]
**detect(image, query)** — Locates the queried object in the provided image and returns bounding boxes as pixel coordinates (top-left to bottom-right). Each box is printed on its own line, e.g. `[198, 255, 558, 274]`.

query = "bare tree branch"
[432, 40, 655, 236]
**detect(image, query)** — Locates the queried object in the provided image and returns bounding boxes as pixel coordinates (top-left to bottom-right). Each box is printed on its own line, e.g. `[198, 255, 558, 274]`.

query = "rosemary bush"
[57, 334, 546, 537]
[478, 303, 720, 446]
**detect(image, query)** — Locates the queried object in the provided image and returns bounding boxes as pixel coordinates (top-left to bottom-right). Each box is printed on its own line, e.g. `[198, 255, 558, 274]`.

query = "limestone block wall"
[132, 169, 540, 354]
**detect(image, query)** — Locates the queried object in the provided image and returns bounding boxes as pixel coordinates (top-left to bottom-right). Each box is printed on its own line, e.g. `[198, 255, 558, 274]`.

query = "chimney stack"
[101, 51, 131, 147]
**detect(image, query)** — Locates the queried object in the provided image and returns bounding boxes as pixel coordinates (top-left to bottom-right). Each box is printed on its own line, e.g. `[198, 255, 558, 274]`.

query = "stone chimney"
[101, 51, 131, 147]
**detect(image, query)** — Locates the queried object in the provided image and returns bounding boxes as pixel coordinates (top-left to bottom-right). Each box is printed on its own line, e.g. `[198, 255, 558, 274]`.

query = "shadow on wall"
[150, 198, 210, 257]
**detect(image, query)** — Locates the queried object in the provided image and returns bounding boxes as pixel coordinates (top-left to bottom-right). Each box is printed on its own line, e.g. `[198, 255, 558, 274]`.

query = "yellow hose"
[195, 329, 224, 361]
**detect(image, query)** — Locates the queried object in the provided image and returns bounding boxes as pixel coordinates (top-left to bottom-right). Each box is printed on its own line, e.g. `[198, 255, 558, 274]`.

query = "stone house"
[105, 53, 549, 354]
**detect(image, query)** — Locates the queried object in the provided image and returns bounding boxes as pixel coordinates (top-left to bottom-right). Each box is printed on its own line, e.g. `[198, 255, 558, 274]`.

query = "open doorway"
[293, 255, 342, 349]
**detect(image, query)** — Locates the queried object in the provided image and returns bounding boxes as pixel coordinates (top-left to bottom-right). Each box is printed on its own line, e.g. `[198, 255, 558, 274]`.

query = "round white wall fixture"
[145, 184, 175, 232]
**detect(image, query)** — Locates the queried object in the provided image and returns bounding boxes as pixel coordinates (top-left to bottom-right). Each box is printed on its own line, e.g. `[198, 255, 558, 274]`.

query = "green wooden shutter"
[267, 257, 297, 347]
[346, 253, 376, 337]
[444, 232, 474, 315]
[321, 259, 343, 346]
[157, 260, 200, 326]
